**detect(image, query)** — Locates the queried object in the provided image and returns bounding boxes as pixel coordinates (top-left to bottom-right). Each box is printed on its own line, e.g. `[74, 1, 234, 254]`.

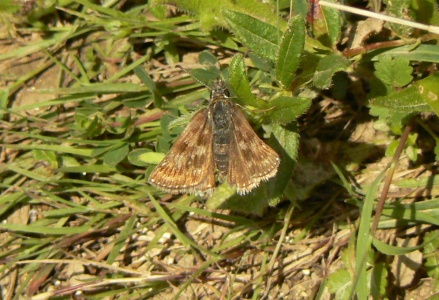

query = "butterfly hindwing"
[227, 106, 280, 194]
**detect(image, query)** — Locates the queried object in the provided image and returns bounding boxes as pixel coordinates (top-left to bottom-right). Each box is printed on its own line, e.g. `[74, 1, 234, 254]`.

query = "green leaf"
[370, 262, 388, 299]
[50, 83, 149, 94]
[328, 269, 351, 299]
[58, 165, 118, 173]
[321, 0, 342, 46]
[206, 183, 240, 210]
[33, 149, 58, 169]
[370, 74, 439, 113]
[424, 230, 439, 282]
[435, 143, 439, 161]
[270, 123, 298, 199]
[406, 144, 418, 162]
[313, 54, 350, 89]
[189, 68, 221, 87]
[411, 0, 439, 33]
[0, 88, 8, 119]
[0, 223, 92, 235]
[372, 44, 439, 64]
[128, 149, 155, 167]
[134, 66, 163, 108]
[0, 0, 20, 13]
[385, 0, 414, 36]
[354, 169, 386, 299]
[222, 9, 281, 61]
[269, 96, 311, 124]
[385, 140, 399, 157]
[207, 178, 280, 215]
[198, 50, 219, 66]
[248, 52, 272, 72]
[4, 143, 103, 158]
[374, 56, 413, 87]
[103, 144, 129, 166]
[379, 199, 439, 228]
[369, 89, 426, 112]
[229, 54, 259, 108]
[272, 123, 299, 161]
[418, 74, 439, 116]
[373, 238, 424, 255]
[139, 151, 165, 165]
[276, 15, 305, 88]
[154, 0, 280, 31]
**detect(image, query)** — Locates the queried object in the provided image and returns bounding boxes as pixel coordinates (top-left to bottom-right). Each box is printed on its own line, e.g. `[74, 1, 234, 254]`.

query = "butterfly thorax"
[210, 98, 233, 178]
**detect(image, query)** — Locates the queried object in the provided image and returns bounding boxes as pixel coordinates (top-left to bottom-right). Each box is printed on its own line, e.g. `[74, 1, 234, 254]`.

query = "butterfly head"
[210, 79, 229, 101]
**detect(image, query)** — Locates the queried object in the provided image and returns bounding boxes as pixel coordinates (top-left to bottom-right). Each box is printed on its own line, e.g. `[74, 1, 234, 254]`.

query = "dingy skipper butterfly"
[148, 79, 279, 196]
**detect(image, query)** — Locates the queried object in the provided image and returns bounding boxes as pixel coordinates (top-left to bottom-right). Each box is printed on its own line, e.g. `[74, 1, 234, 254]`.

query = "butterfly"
[148, 79, 279, 196]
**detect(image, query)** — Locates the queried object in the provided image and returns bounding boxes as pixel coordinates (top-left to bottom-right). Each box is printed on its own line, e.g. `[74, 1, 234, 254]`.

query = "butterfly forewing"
[148, 109, 216, 195]
[228, 106, 280, 195]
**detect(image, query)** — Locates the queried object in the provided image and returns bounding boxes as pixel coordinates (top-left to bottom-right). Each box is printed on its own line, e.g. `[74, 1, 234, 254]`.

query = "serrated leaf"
[276, 15, 305, 88]
[229, 54, 259, 108]
[313, 54, 350, 89]
[154, 0, 280, 31]
[374, 56, 413, 87]
[223, 9, 281, 61]
[153, 0, 223, 30]
[327, 269, 352, 299]
[369, 75, 438, 113]
[272, 123, 299, 161]
[385, 0, 414, 36]
[269, 96, 311, 124]
[321, 0, 342, 46]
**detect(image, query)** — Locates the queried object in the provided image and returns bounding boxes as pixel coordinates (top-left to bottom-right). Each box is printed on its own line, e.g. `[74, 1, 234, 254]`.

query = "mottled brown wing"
[148, 109, 216, 195]
[227, 106, 280, 195]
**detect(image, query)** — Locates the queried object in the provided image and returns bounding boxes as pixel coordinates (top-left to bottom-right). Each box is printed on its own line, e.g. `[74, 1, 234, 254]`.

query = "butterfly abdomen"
[211, 100, 233, 177]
